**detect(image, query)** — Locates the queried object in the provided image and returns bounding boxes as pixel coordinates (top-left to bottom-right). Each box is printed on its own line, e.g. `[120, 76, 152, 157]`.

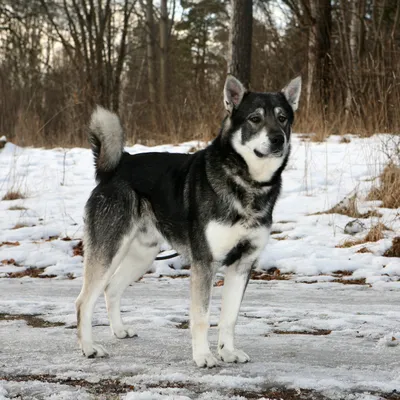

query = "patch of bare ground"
[159, 274, 190, 279]
[65, 323, 108, 330]
[331, 278, 369, 285]
[367, 163, 400, 209]
[340, 136, 351, 143]
[0, 314, 65, 328]
[231, 389, 400, 400]
[383, 237, 400, 257]
[272, 329, 332, 336]
[0, 374, 134, 396]
[332, 270, 353, 276]
[336, 223, 390, 248]
[73, 240, 83, 256]
[6, 267, 56, 278]
[299, 278, 369, 286]
[0, 241, 20, 247]
[176, 321, 190, 329]
[175, 321, 217, 329]
[214, 279, 224, 287]
[2, 190, 25, 201]
[251, 268, 291, 281]
[146, 381, 328, 400]
[214, 268, 290, 286]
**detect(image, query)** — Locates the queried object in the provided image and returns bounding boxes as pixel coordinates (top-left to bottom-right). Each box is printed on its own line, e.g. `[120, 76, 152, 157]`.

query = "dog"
[76, 75, 301, 368]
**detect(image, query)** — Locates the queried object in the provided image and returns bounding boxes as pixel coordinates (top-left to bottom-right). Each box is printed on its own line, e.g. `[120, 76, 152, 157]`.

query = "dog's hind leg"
[190, 262, 219, 368]
[217, 261, 254, 363]
[76, 233, 135, 358]
[105, 234, 160, 339]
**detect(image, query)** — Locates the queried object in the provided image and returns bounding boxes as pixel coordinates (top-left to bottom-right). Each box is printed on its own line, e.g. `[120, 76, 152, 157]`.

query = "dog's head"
[222, 75, 301, 182]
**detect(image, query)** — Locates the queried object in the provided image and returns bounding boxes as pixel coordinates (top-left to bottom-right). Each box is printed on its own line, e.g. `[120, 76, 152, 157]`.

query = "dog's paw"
[81, 342, 109, 358]
[218, 347, 250, 363]
[193, 352, 219, 368]
[113, 326, 138, 339]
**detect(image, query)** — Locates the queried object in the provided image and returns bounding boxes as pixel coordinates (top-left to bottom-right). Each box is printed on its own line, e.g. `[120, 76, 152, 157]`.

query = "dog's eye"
[249, 115, 262, 124]
[278, 115, 287, 123]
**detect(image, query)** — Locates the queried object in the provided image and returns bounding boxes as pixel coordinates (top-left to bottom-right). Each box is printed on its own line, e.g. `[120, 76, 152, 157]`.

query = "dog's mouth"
[253, 149, 284, 158]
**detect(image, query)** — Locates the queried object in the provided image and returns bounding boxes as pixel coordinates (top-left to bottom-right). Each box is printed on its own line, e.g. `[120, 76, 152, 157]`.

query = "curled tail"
[89, 105, 125, 181]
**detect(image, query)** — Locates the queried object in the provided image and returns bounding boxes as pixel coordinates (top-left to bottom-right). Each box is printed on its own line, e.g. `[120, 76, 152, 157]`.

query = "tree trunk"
[304, 0, 331, 120]
[159, 0, 168, 106]
[315, 0, 332, 121]
[228, 0, 252, 89]
[305, 0, 317, 113]
[343, 0, 363, 126]
[145, 0, 156, 106]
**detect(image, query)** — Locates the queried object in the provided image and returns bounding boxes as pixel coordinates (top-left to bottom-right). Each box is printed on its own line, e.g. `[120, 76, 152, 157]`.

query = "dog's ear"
[282, 76, 302, 112]
[224, 75, 246, 113]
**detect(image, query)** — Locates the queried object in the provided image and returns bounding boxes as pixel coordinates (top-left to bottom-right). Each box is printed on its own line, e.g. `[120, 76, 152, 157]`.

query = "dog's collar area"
[155, 250, 180, 260]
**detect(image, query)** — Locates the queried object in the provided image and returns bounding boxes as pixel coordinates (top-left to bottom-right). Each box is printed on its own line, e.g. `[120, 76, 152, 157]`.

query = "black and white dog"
[76, 75, 301, 367]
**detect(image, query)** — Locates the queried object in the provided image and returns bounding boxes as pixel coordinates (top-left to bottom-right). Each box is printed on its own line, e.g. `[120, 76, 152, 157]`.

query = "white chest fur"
[205, 220, 270, 262]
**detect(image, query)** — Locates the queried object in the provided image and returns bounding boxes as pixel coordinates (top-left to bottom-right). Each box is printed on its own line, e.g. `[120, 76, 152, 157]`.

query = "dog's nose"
[270, 134, 285, 147]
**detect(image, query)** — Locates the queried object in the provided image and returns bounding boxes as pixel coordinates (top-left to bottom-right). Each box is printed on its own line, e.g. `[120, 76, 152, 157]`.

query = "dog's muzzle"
[254, 134, 285, 158]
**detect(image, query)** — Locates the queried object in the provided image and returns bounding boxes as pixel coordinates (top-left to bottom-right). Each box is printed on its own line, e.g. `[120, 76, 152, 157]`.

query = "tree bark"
[228, 0, 252, 89]
[145, 0, 156, 106]
[315, 0, 332, 120]
[303, 0, 331, 119]
[159, 0, 168, 106]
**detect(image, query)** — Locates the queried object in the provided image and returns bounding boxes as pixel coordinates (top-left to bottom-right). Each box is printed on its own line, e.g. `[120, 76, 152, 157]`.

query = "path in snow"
[0, 277, 399, 399]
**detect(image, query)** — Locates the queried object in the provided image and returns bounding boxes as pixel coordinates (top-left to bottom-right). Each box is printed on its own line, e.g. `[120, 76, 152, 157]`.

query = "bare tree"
[228, 0, 252, 88]
[159, 0, 168, 106]
[144, 0, 156, 106]
[39, 0, 136, 111]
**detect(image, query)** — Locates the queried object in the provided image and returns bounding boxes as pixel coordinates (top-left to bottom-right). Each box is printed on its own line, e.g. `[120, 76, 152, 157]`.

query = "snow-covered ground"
[0, 135, 399, 399]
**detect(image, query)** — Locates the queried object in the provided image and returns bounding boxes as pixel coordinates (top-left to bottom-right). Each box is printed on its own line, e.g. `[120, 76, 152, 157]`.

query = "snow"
[0, 134, 399, 399]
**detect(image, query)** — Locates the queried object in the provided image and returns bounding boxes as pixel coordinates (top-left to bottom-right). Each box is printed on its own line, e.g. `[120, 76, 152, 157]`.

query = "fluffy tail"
[89, 106, 125, 180]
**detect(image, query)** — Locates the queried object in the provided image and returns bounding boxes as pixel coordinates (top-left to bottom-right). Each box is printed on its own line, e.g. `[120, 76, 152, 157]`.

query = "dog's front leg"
[217, 261, 254, 363]
[190, 262, 218, 368]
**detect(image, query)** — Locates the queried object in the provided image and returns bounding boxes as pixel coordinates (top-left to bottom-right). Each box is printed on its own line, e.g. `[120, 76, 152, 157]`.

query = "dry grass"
[251, 268, 291, 281]
[273, 235, 290, 241]
[8, 205, 27, 210]
[2, 190, 25, 201]
[1, 258, 19, 266]
[11, 223, 32, 230]
[313, 195, 380, 218]
[367, 164, 400, 209]
[383, 237, 400, 257]
[336, 223, 389, 248]
[356, 247, 372, 254]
